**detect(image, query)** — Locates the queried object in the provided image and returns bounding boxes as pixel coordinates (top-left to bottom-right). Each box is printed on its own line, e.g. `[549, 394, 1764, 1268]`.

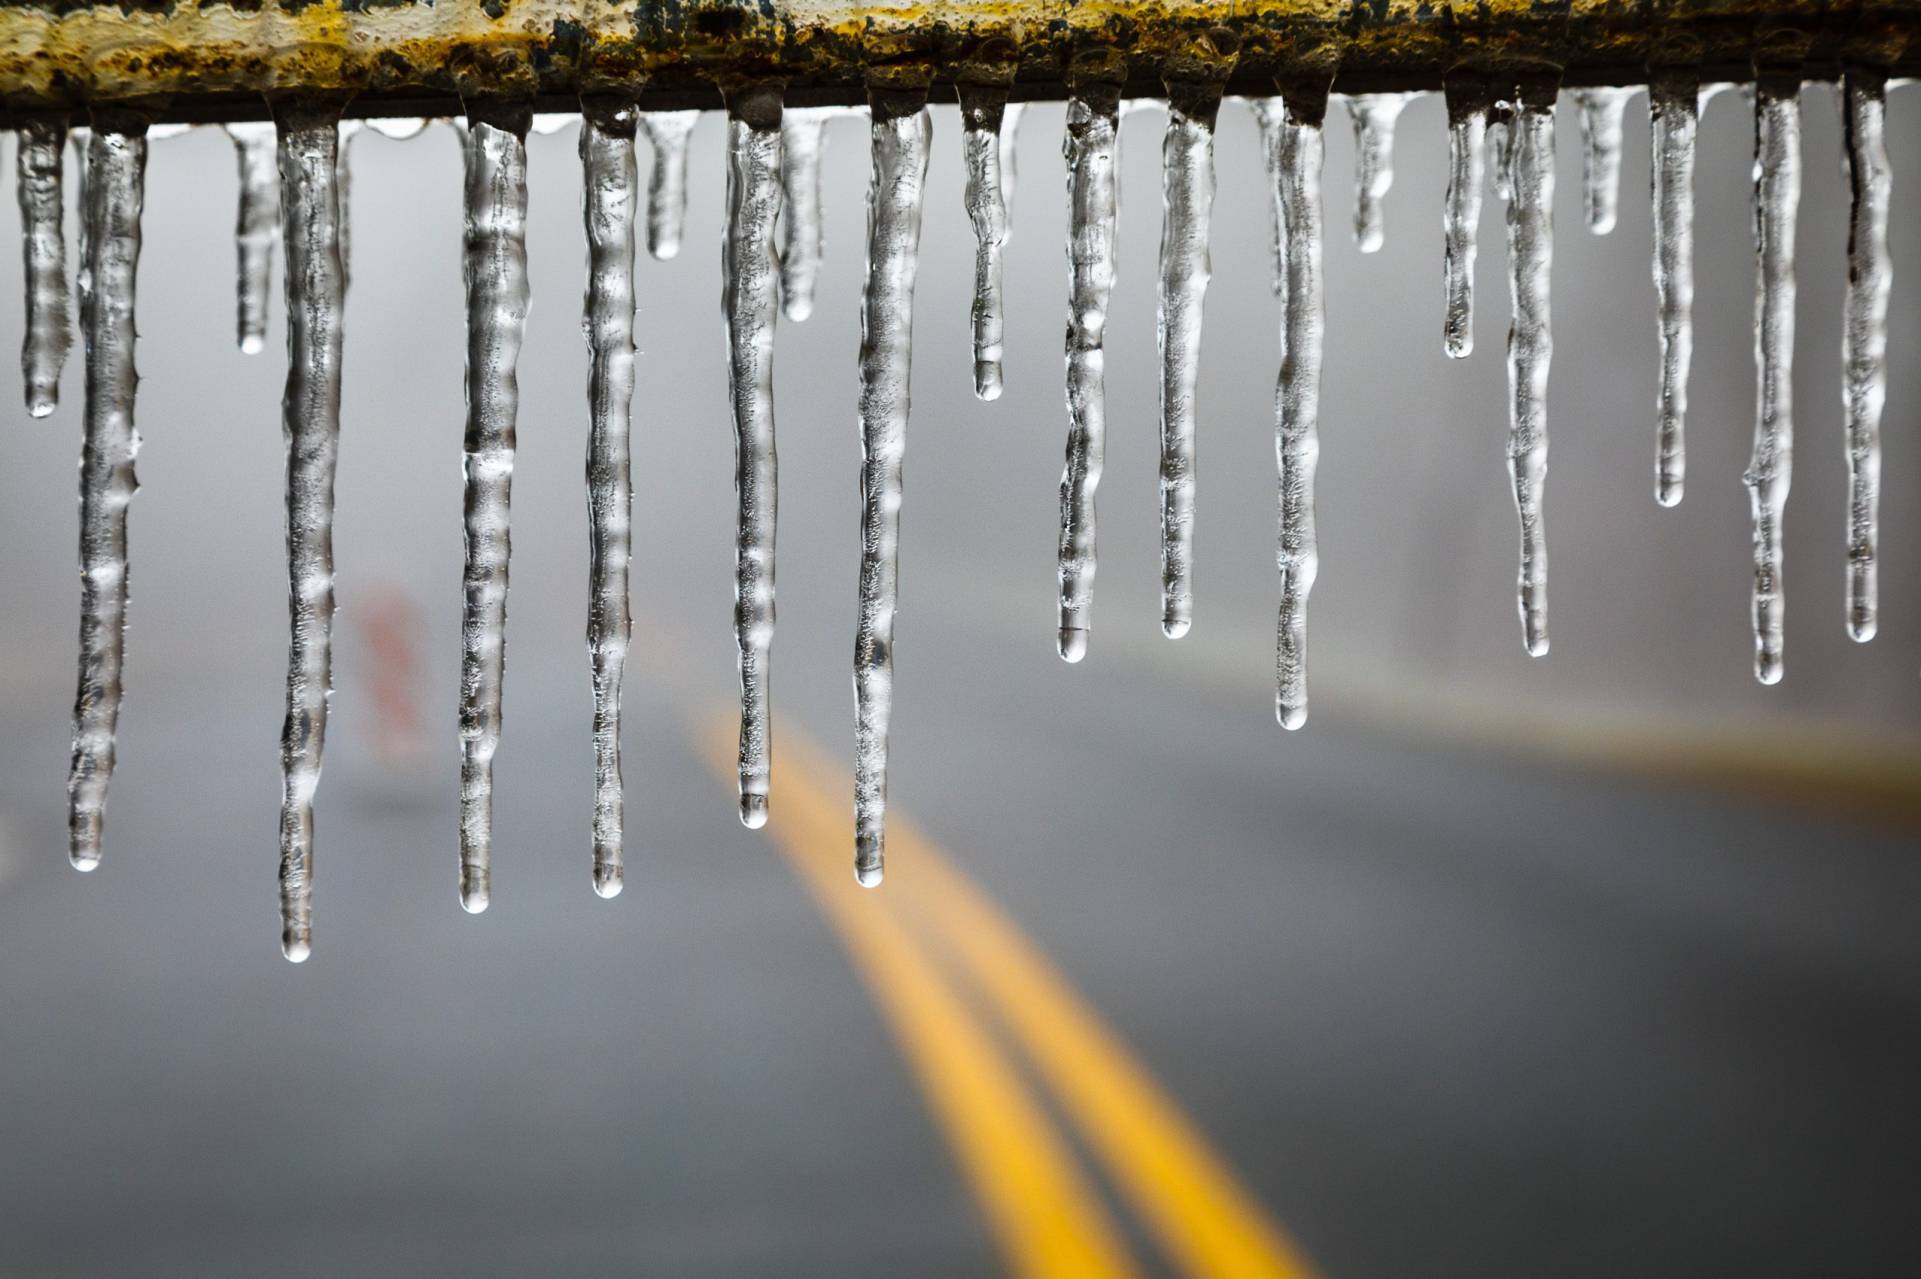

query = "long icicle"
[1274, 95, 1325, 730]
[722, 87, 783, 831]
[640, 110, 699, 261]
[224, 122, 278, 354]
[1841, 69, 1890, 643]
[1157, 84, 1221, 640]
[18, 114, 71, 416]
[1505, 89, 1555, 659]
[457, 105, 532, 911]
[853, 90, 932, 887]
[1345, 92, 1414, 253]
[778, 107, 834, 322]
[1747, 77, 1800, 685]
[581, 98, 638, 897]
[67, 119, 147, 874]
[1057, 84, 1121, 664]
[960, 83, 1012, 401]
[1442, 77, 1488, 358]
[1574, 87, 1634, 234]
[1650, 70, 1700, 506]
[274, 105, 346, 963]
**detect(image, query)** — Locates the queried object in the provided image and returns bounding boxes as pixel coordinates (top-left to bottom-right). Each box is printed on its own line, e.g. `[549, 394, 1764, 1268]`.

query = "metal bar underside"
[0, 1, 1916, 122]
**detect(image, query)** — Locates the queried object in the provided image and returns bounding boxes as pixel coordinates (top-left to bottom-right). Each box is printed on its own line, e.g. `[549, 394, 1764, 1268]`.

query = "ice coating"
[1842, 72, 1890, 643]
[17, 115, 72, 416]
[960, 87, 1011, 400]
[1157, 95, 1218, 640]
[1487, 103, 1515, 202]
[457, 114, 531, 911]
[581, 101, 638, 897]
[1574, 88, 1634, 234]
[777, 107, 835, 322]
[1057, 89, 1121, 663]
[335, 120, 360, 293]
[1345, 93, 1414, 252]
[1650, 74, 1700, 506]
[1443, 94, 1487, 358]
[67, 124, 147, 874]
[224, 122, 278, 354]
[721, 95, 783, 831]
[852, 99, 932, 887]
[1746, 82, 1800, 685]
[70, 127, 91, 305]
[274, 109, 345, 963]
[1505, 100, 1554, 658]
[1251, 97, 1287, 294]
[1000, 102, 1026, 239]
[1273, 103, 1324, 730]
[640, 110, 699, 260]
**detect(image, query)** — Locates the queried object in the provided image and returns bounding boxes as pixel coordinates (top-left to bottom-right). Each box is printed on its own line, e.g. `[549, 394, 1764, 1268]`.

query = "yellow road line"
[699, 721, 1141, 1279]
[713, 716, 1320, 1279]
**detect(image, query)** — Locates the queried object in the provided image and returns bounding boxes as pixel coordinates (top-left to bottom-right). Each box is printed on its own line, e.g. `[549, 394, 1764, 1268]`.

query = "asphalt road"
[2, 94, 1920, 1277]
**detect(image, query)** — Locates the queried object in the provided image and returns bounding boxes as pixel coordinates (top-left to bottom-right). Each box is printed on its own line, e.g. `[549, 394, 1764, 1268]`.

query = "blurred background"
[0, 86, 1918, 1276]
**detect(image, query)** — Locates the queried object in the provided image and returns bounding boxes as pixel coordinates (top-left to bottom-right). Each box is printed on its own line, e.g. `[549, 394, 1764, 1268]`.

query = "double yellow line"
[701, 717, 1318, 1279]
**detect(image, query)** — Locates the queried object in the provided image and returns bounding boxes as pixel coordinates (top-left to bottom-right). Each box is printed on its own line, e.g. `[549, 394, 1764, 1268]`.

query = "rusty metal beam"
[0, 1, 1915, 122]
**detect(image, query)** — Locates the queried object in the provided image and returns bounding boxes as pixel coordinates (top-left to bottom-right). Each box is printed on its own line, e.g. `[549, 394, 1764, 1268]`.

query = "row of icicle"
[12, 72, 1896, 959]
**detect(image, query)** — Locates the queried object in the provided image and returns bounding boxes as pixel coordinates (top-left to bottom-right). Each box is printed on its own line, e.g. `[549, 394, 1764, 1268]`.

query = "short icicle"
[1746, 76, 1800, 685]
[457, 104, 532, 911]
[1487, 101, 1516, 203]
[1056, 84, 1122, 664]
[1574, 87, 1634, 234]
[1273, 91, 1327, 730]
[581, 98, 638, 897]
[335, 120, 361, 293]
[1841, 69, 1890, 643]
[224, 122, 278, 354]
[1345, 92, 1415, 252]
[1251, 97, 1287, 294]
[274, 104, 346, 963]
[1157, 82, 1222, 640]
[1442, 76, 1489, 358]
[959, 82, 1012, 400]
[1649, 70, 1700, 506]
[721, 87, 783, 831]
[640, 110, 699, 260]
[1505, 86, 1556, 659]
[17, 113, 72, 416]
[853, 88, 933, 887]
[67, 118, 148, 874]
[999, 102, 1027, 238]
[777, 107, 835, 321]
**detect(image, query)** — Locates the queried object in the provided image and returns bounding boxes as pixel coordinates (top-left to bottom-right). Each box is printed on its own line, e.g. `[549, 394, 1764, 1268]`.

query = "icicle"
[1057, 87, 1122, 663]
[721, 89, 783, 831]
[960, 84, 1012, 400]
[1442, 81, 1488, 358]
[1746, 79, 1800, 685]
[17, 114, 72, 416]
[581, 100, 638, 897]
[853, 91, 932, 887]
[67, 121, 147, 874]
[274, 106, 345, 963]
[777, 107, 835, 322]
[336, 120, 360, 294]
[1505, 93, 1555, 659]
[1574, 88, 1634, 234]
[1157, 87, 1220, 640]
[71, 127, 91, 310]
[1273, 98, 1325, 729]
[1251, 97, 1287, 294]
[1842, 70, 1891, 643]
[640, 110, 699, 260]
[457, 107, 532, 911]
[224, 122, 278, 354]
[1649, 71, 1700, 506]
[1000, 102, 1026, 240]
[1487, 102, 1516, 203]
[1345, 93, 1414, 253]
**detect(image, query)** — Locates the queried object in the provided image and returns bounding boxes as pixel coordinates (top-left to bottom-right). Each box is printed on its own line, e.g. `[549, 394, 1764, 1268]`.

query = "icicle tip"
[974, 362, 1003, 401]
[459, 871, 491, 914]
[592, 862, 625, 899]
[1655, 478, 1683, 509]
[240, 334, 265, 356]
[854, 853, 884, 888]
[1276, 700, 1307, 731]
[739, 792, 769, 830]
[69, 849, 100, 873]
[1162, 615, 1191, 640]
[1057, 627, 1089, 664]
[281, 932, 311, 964]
